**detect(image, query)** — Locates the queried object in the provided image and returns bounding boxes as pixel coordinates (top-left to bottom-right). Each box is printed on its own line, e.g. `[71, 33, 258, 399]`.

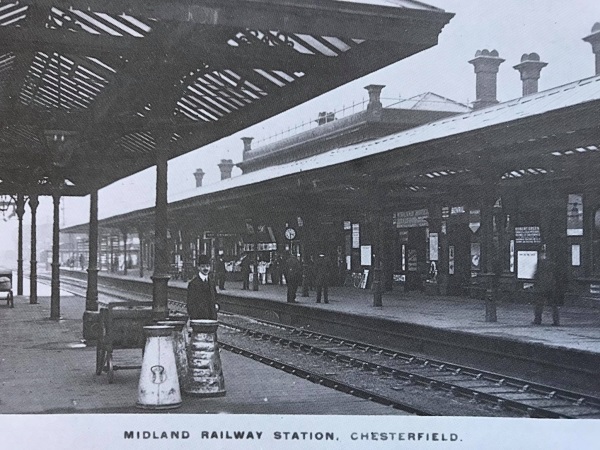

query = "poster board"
[429, 232, 439, 261]
[517, 250, 538, 280]
[360, 245, 371, 266]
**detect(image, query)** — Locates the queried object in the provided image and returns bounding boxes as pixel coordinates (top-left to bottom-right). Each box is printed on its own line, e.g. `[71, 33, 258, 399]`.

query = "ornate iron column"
[83, 190, 99, 340]
[16, 194, 25, 296]
[29, 195, 38, 305]
[50, 191, 61, 319]
[481, 186, 498, 323]
[372, 187, 385, 307]
[152, 133, 170, 317]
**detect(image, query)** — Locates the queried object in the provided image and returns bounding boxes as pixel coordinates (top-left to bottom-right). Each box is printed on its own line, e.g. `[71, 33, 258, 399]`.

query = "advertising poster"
[517, 250, 538, 280]
[567, 194, 584, 236]
[470, 243, 481, 270]
[429, 232, 439, 261]
[360, 245, 372, 266]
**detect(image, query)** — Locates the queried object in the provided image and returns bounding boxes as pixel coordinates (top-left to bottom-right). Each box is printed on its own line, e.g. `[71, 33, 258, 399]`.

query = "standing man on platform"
[215, 251, 227, 291]
[241, 253, 251, 290]
[186, 254, 218, 320]
[532, 249, 559, 326]
[314, 252, 330, 304]
[284, 254, 302, 303]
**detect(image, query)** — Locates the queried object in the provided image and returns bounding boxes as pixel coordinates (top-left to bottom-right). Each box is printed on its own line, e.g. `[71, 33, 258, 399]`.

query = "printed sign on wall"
[515, 226, 541, 244]
[429, 232, 439, 261]
[517, 250, 538, 280]
[352, 223, 360, 249]
[567, 194, 584, 236]
[449, 245, 455, 275]
[360, 245, 372, 266]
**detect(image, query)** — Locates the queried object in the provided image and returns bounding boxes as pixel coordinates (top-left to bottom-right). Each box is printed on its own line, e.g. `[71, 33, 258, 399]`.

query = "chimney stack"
[193, 168, 205, 187]
[513, 53, 547, 96]
[583, 22, 600, 76]
[241, 137, 253, 161]
[218, 159, 234, 180]
[469, 49, 505, 109]
[364, 84, 385, 112]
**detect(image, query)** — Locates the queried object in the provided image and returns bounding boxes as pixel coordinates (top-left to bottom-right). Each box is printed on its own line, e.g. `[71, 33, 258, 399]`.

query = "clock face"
[285, 228, 296, 240]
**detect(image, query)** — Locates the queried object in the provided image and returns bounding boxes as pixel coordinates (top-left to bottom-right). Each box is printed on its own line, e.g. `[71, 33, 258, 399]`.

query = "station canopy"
[0, 0, 452, 196]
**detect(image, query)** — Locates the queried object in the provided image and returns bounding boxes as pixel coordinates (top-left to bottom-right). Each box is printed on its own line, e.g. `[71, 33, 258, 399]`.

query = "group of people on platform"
[188, 248, 568, 327]
[187, 251, 334, 319]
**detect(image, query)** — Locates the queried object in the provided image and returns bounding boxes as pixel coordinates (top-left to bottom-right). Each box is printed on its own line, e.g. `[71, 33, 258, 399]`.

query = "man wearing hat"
[186, 254, 219, 320]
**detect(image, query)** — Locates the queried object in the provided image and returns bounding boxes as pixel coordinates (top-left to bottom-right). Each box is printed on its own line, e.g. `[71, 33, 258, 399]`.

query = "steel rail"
[218, 315, 600, 419]
[45, 274, 600, 418]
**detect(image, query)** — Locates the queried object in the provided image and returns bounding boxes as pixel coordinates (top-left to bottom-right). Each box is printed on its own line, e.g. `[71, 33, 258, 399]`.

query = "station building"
[60, 23, 600, 312]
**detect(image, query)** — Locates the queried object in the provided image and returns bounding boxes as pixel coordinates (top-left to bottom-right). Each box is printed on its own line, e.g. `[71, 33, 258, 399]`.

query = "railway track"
[45, 274, 600, 417]
[217, 314, 600, 418]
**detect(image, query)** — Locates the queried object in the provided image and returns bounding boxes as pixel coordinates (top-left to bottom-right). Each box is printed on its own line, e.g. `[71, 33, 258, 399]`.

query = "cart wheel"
[95, 344, 106, 375]
[107, 351, 114, 384]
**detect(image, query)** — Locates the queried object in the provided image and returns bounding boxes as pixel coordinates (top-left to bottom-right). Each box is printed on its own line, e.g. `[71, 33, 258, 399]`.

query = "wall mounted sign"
[407, 249, 418, 272]
[429, 232, 439, 261]
[448, 245, 455, 275]
[393, 209, 428, 228]
[469, 209, 481, 233]
[471, 243, 481, 270]
[510, 240, 515, 273]
[515, 226, 541, 244]
[572, 244, 581, 267]
[343, 220, 351, 230]
[567, 194, 583, 236]
[360, 245, 372, 266]
[352, 223, 360, 248]
[517, 250, 538, 280]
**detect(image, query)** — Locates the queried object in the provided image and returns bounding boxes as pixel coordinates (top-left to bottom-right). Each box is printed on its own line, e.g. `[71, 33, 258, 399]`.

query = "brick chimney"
[218, 159, 234, 180]
[193, 168, 205, 187]
[241, 137, 253, 161]
[469, 49, 505, 109]
[583, 22, 600, 75]
[364, 84, 385, 112]
[513, 53, 548, 96]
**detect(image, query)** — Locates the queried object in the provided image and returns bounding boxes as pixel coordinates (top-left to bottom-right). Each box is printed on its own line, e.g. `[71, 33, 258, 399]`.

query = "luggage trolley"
[95, 301, 155, 383]
[0, 270, 14, 308]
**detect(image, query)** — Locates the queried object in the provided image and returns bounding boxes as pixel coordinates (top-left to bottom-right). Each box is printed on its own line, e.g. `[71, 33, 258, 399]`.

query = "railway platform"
[0, 281, 407, 415]
[59, 268, 600, 395]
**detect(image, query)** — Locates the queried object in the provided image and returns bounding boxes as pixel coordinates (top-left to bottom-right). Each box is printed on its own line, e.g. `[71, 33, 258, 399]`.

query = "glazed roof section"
[0, 0, 453, 196]
[335, 0, 442, 10]
[387, 92, 471, 113]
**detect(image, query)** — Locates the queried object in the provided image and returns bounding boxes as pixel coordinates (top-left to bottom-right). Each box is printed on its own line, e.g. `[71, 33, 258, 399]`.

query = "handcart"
[95, 300, 154, 383]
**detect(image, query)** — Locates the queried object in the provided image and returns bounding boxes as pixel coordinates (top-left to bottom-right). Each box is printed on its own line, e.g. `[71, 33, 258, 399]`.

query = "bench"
[0, 270, 13, 308]
[95, 300, 155, 383]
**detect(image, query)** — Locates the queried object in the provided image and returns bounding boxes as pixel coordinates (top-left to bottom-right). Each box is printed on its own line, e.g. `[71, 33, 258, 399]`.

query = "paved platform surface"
[64, 268, 600, 355]
[0, 285, 407, 415]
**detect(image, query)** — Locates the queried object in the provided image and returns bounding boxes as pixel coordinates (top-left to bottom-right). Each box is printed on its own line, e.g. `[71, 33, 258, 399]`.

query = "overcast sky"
[2, 0, 600, 265]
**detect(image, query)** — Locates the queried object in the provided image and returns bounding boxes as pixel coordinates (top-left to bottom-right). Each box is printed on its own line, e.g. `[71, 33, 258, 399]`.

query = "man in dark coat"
[240, 254, 251, 290]
[533, 250, 562, 326]
[314, 253, 330, 304]
[215, 252, 227, 290]
[186, 254, 218, 320]
[284, 254, 302, 303]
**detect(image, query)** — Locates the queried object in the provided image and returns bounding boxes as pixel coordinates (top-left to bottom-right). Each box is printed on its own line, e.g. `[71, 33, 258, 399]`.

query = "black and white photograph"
[0, 1, 599, 448]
